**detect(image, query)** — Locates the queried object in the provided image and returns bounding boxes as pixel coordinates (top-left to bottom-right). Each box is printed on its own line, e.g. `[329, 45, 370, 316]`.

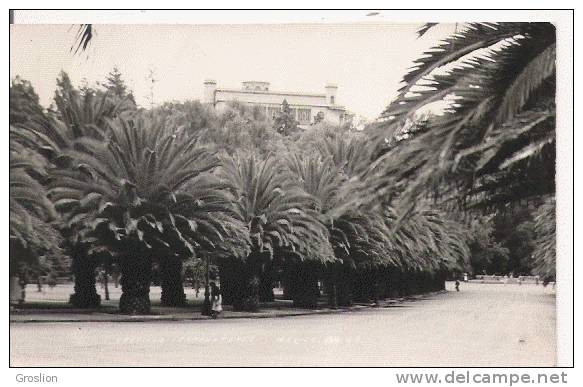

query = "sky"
[10, 23, 455, 119]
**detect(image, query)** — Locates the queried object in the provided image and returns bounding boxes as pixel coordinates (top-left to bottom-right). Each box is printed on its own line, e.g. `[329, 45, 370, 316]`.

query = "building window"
[330, 96, 335, 105]
[297, 108, 311, 123]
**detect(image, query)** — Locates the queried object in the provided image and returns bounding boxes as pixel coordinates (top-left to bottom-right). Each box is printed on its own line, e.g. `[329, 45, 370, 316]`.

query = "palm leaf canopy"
[48, 113, 249, 261]
[365, 22, 555, 212]
[219, 154, 335, 262]
[286, 151, 396, 268]
[10, 86, 132, 166]
[531, 196, 555, 280]
[383, 205, 470, 272]
[286, 138, 469, 272]
[10, 137, 63, 266]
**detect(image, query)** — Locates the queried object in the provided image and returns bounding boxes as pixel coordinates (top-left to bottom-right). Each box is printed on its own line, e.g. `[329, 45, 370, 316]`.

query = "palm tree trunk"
[160, 258, 186, 306]
[69, 245, 101, 308]
[103, 272, 110, 301]
[218, 261, 234, 305]
[281, 261, 294, 300]
[353, 267, 376, 302]
[240, 252, 262, 312]
[399, 269, 407, 296]
[377, 267, 389, 300]
[119, 256, 152, 314]
[335, 262, 353, 307]
[221, 259, 247, 309]
[291, 262, 320, 308]
[436, 270, 446, 291]
[388, 268, 400, 298]
[259, 259, 274, 302]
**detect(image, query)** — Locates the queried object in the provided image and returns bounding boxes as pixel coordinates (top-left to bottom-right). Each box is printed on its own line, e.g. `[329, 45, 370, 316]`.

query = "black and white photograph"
[7, 7, 574, 374]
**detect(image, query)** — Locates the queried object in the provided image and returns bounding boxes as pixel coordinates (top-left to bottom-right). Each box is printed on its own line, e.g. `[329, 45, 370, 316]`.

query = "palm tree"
[384, 205, 470, 294]
[366, 22, 555, 213]
[286, 149, 394, 306]
[9, 135, 63, 281]
[11, 84, 132, 307]
[71, 25, 93, 54]
[308, 134, 469, 301]
[47, 113, 247, 314]
[218, 154, 334, 311]
[531, 197, 555, 283]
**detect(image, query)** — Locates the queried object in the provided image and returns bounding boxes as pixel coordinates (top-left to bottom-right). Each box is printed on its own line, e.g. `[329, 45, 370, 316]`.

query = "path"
[10, 282, 556, 367]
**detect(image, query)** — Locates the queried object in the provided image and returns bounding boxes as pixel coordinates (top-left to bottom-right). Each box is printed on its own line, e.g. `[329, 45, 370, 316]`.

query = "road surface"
[10, 282, 556, 367]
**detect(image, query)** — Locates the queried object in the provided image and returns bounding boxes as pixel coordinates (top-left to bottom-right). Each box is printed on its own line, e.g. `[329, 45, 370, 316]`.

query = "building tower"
[325, 83, 338, 106]
[203, 79, 217, 105]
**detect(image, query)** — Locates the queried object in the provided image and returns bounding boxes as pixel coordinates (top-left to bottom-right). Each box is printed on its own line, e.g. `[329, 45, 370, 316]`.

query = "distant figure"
[455, 280, 460, 292]
[210, 282, 222, 319]
[36, 275, 43, 292]
[100, 269, 110, 301]
[18, 269, 28, 305]
[47, 272, 57, 289]
[194, 280, 200, 297]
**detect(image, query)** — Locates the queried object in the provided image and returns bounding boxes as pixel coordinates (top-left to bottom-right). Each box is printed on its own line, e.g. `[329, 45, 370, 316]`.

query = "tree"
[365, 23, 555, 215]
[102, 67, 136, 106]
[12, 78, 135, 308]
[273, 99, 299, 136]
[9, 132, 65, 281]
[313, 111, 325, 125]
[288, 154, 392, 307]
[48, 113, 249, 313]
[218, 154, 334, 311]
[491, 209, 536, 275]
[288, 134, 469, 304]
[10, 77, 46, 127]
[531, 197, 555, 283]
[160, 100, 218, 135]
[467, 217, 510, 275]
[381, 205, 470, 296]
[186, 100, 285, 157]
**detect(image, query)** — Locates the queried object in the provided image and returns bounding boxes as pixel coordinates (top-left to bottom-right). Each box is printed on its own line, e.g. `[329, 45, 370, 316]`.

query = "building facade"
[203, 80, 349, 127]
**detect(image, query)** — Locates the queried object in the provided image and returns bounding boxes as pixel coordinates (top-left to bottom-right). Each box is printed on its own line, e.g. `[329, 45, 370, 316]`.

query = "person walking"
[455, 280, 460, 292]
[210, 282, 222, 319]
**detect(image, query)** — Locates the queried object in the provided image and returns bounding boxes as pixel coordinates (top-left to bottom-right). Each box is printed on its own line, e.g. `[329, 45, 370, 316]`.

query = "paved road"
[10, 282, 556, 367]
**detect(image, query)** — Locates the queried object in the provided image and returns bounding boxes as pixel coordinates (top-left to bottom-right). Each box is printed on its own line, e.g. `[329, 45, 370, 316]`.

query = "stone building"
[203, 80, 349, 127]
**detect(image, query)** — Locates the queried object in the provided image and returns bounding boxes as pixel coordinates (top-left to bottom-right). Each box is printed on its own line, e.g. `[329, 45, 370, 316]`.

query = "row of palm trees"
[10, 83, 471, 313]
[10, 22, 556, 314]
[365, 22, 557, 281]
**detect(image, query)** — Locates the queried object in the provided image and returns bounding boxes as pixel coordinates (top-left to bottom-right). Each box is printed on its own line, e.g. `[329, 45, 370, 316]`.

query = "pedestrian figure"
[47, 271, 57, 289]
[455, 280, 460, 292]
[100, 269, 110, 301]
[36, 275, 43, 293]
[18, 268, 28, 305]
[210, 282, 222, 319]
